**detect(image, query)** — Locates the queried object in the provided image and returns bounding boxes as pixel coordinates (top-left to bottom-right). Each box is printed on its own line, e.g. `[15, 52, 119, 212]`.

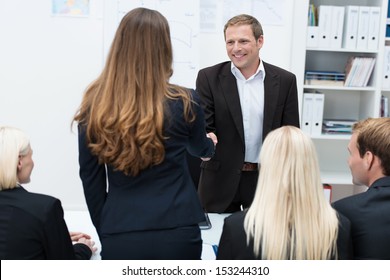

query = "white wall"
[0, 0, 306, 210]
[0, 0, 104, 209]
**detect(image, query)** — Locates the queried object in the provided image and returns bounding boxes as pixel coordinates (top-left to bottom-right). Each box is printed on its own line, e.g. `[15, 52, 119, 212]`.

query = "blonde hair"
[244, 126, 339, 259]
[0, 126, 30, 190]
[73, 8, 194, 176]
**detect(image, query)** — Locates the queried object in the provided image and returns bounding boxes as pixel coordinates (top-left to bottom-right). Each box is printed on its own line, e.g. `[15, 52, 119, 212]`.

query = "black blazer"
[78, 90, 215, 237]
[196, 61, 300, 212]
[0, 187, 91, 260]
[217, 210, 353, 260]
[333, 176, 390, 259]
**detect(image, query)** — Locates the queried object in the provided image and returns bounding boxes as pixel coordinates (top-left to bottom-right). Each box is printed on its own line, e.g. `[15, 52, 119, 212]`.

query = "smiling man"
[195, 14, 300, 213]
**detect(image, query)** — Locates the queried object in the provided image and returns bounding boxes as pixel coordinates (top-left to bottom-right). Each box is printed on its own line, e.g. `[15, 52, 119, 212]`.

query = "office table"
[64, 210, 230, 260]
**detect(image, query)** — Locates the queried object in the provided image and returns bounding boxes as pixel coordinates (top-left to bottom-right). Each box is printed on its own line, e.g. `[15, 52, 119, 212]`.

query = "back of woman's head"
[73, 8, 194, 176]
[259, 126, 323, 202]
[245, 126, 338, 259]
[0, 126, 30, 190]
[108, 7, 173, 86]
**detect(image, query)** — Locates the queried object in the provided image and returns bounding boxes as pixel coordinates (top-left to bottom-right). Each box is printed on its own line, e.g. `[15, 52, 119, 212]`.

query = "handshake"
[201, 132, 217, 161]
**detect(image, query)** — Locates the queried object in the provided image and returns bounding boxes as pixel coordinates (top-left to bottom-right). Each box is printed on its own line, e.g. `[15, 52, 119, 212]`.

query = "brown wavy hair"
[73, 8, 194, 176]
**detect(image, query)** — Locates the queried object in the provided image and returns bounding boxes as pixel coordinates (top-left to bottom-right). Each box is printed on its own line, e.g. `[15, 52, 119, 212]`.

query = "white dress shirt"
[231, 60, 265, 163]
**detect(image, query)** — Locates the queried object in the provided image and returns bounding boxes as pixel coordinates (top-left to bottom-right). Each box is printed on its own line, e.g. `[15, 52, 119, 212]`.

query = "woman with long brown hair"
[73, 7, 215, 259]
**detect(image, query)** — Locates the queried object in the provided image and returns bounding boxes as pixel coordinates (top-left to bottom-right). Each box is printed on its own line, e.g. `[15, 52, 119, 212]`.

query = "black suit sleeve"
[282, 73, 300, 128]
[78, 125, 107, 234]
[216, 219, 234, 260]
[187, 90, 215, 158]
[43, 199, 91, 259]
[73, 243, 93, 260]
[335, 212, 353, 260]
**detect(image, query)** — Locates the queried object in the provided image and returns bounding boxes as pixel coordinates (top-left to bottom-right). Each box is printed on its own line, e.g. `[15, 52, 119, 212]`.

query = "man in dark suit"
[333, 117, 390, 259]
[196, 14, 300, 213]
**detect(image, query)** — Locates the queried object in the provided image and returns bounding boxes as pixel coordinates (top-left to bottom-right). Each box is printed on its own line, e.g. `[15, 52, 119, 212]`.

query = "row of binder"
[302, 92, 359, 136]
[307, 5, 381, 50]
[301, 93, 324, 136]
[344, 56, 376, 87]
[304, 71, 345, 86]
[322, 119, 355, 134]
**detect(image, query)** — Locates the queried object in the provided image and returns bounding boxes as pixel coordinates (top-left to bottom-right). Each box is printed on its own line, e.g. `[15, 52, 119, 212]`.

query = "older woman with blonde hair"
[0, 126, 95, 259]
[217, 126, 352, 259]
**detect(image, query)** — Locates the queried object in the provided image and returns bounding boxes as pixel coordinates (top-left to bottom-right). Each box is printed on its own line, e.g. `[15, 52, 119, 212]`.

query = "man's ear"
[364, 151, 374, 170]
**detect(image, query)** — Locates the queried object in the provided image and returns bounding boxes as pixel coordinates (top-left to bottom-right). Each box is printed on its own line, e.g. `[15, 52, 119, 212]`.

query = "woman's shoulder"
[6, 187, 62, 219]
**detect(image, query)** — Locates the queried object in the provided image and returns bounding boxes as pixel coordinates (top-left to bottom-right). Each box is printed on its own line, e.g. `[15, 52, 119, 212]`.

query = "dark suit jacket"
[333, 176, 390, 259]
[0, 186, 91, 260]
[217, 209, 353, 260]
[78, 90, 214, 237]
[196, 61, 300, 212]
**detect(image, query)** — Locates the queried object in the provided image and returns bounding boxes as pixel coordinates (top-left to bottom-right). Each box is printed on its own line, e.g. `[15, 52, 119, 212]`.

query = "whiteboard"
[103, 0, 288, 88]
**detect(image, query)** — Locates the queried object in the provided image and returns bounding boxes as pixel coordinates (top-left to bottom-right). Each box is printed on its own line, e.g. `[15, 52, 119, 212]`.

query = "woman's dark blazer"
[78, 90, 215, 238]
[0, 186, 91, 260]
[217, 209, 353, 260]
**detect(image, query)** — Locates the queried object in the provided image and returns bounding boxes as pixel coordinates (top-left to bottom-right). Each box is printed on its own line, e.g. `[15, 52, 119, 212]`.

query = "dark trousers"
[224, 170, 259, 213]
[100, 225, 202, 260]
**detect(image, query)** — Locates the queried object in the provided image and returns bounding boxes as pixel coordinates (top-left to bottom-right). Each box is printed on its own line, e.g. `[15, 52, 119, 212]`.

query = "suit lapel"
[219, 64, 245, 145]
[263, 62, 280, 139]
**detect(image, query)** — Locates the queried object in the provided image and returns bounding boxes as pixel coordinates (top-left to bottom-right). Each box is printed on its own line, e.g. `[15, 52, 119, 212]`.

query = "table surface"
[64, 210, 230, 260]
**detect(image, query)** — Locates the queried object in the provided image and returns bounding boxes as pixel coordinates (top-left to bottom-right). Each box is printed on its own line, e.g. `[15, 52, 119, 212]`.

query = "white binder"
[382, 46, 390, 89]
[329, 6, 345, 49]
[307, 26, 319, 48]
[318, 5, 333, 48]
[301, 93, 314, 135]
[342, 6, 359, 49]
[356, 6, 370, 50]
[311, 93, 325, 136]
[367, 6, 381, 50]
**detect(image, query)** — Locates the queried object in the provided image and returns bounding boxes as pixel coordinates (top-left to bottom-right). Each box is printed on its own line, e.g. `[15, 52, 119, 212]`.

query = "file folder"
[361, 57, 376, 87]
[301, 93, 314, 135]
[382, 46, 390, 89]
[344, 56, 359, 86]
[342, 6, 359, 49]
[318, 5, 332, 48]
[367, 6, 381, 50]
[356, 6, 370, 50]
[311, 93, 325, 136]
[330, 6, 345, 49]
[307, 26, 319, 48]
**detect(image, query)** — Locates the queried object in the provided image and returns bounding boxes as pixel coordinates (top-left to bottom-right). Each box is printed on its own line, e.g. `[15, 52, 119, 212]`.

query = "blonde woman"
[73, 8, 215, 259]
[217, 126, 352, 259]
[0, 126, 96, 259]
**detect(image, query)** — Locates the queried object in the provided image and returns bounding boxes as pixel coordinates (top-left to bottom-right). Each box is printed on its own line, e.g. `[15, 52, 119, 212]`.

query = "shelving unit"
[382, 10, 390, 109]
[299, 0, 388, 190]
